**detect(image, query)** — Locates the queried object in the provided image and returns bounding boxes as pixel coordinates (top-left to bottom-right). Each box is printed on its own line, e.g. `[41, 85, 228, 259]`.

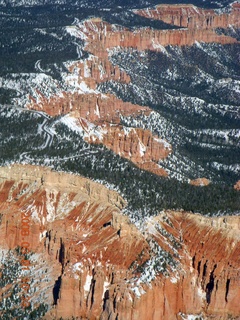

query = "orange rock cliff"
[25, 3, 240, 179]
[135, 3, 240, 30]
[0, 165, 240, 319]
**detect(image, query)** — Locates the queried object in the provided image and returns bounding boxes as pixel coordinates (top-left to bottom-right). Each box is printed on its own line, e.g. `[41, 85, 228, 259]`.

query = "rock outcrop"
[24, 4, 239, 179]
[28, 92, 150, 123]
[234, 180, 240, 191]
[28, 92, 170, 176]
[190, 177, 211, 186]
[84, 19, 238, 51]
[81, 122, 171, 176]
[135, 3, 240, 30]
[0, 165, 240, 319]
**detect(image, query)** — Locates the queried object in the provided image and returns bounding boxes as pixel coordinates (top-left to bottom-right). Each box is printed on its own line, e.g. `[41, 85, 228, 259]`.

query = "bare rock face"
[234, 180, 240, 191]
[135, 3, 240, 30]
[0, 165, 240, 319]
[80, 13, 238, 55]
[84, 123, 171, 176]
[190, 178, 211, 186]
[0, 165, 149, 318]
[28, 92, 150, 123]
[97, 22, 237, 49]
[28, 92, 171, 177]
[24, 4, 239, 179]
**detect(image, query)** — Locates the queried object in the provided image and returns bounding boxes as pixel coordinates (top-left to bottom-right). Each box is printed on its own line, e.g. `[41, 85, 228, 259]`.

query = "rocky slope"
[0, 165, 240, 319]
[0, 3, 239, 318]
[17, 2, 238, 180]
[0, 2, 239, 184]
[135, 3, 240, 29]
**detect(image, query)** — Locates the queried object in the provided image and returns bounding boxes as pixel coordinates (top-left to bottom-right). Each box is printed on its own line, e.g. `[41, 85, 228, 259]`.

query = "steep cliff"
[84, 19, 238, 51]
[0, 2, 240, 318]
[0, 165, 240, 319]
[81, 122, 171, 176]
[135, 3, 240, 30]
[27, 91, 170, 176]
[28, 92, 150, 123]
[78, 4, 240, 62]
[22, 4, 239, 180]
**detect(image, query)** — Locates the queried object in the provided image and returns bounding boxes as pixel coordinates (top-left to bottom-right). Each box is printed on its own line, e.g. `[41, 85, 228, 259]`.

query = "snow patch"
[39, 230, 47, 242]
[151, 40, 169, 56]
[46, 189, 58, 222]
[73, 262, 83, 273]
[94, 102, 100, 118]
[131, 285, 146, 298]
[102, 281, 110, 299]
[139, 140, 146, 157]
[79, 81, 100, 94]
[84, 274, 92, 294]
[170, 276, 178, 283]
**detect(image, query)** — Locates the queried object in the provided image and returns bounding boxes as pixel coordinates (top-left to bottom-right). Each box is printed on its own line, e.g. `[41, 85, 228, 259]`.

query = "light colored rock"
[190, 178, 211, 186]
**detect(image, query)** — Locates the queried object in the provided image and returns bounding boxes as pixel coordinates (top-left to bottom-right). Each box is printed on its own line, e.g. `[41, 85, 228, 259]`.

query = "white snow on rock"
[84, 274, 92, 294]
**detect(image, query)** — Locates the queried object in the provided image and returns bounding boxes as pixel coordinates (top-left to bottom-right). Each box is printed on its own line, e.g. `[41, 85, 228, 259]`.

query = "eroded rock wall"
[0, 165, 240, 319]
[25, 4, 239, 179]
[135, 3, 240, 29]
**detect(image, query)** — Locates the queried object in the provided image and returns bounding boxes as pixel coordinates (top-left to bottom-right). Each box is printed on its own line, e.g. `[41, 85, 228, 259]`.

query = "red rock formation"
[27, 86, 171, 177]
[25, 4, 239, 179]
[234, 180, 240, 190]
[138, 161, 168, 177]
[135, 3, 240, 29]
[28, 92, 150, 123]
[84, 123, 171, 176]
[126, 211, 240, 320]
[27, 4, 240, 116]
[0, 165, 240, 319]
[100, 23, 237, 49]
[190, 177, 211, 186]
[81, 15, 238, 58]
[0, 165, 149, 319]
[28, 91, 170, 177]
[67, 54, 131, 87]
